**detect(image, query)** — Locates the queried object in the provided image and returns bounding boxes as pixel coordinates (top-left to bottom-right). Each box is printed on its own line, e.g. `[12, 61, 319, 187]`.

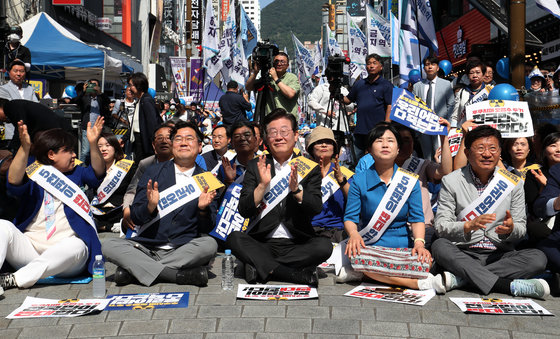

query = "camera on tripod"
[252, 40, 279, 75]
[325, 55, 350, 96]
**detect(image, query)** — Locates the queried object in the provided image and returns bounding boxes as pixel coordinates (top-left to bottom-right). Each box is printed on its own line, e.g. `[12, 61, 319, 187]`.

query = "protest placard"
[7, 297, 110, 318]
[390, 88, 447, 136]
[236, 285, 318, 300]
[466, 100, 534, 138]
[450, 297, 553, 315]
[448, 128, 463, 157]
[344, 284, 435, 306]
[105, 292, 189, 310]
[211, 183, 249, 241]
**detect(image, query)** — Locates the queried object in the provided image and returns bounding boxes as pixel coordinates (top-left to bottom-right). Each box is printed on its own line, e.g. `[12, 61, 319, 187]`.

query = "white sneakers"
[417, 273, 446, 293]
[335, 265, 364, 283]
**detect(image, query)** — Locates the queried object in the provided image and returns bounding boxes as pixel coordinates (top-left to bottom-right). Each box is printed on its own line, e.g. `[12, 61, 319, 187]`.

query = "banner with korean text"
[345, 284, 435, 306]
[450, 298, 553, 315]
[237, 285, 318, 300]
[169, 57, 188, 100]
[390, 88, 447, 135]
[466, 100, 534, 138]
[7, 297, 110, 318]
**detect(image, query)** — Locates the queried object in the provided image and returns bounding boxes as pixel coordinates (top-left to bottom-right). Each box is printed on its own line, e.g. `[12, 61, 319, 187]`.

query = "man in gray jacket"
[431, 126, 549, 299]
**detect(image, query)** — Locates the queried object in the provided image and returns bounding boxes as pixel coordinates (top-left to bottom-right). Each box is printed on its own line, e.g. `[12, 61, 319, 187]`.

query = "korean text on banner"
[390, 88, 447, 135]
[466, 100, 534, 138]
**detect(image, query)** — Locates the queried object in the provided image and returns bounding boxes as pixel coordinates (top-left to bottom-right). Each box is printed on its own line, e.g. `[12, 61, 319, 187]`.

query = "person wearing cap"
[219, 80, 252, 126]
[306, 126, 350, 243]
[527, 67, 546, 93]
[0, 59, 38, 103]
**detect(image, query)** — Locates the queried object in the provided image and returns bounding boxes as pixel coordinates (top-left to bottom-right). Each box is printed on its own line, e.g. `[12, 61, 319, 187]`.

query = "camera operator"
[308, 77, 354, 133]
[73, 78, 111, 163]
[246, 52, 300, 117]
[3, 26, 31, 71]
[341, 53, 392, 160]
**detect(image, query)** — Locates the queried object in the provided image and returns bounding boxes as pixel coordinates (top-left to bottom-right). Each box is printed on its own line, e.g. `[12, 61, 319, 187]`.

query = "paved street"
[1, 232, 559, 339]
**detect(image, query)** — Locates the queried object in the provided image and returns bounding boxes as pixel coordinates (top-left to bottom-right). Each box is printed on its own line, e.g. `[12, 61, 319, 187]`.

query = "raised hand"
[319, 156, 330, 178]
[17, 120, 31, 150]
[198, 186, 217, 210]
[87, 116, 105, 144]
[531, 169, 547, 187]
[333, 155, 345, 184]
[495, 210, 514, 235]
[257, 154, 271, 186]
[289, 163, 299, 192]
[146, 179, 160, 213]
[222, 156, 237, 184]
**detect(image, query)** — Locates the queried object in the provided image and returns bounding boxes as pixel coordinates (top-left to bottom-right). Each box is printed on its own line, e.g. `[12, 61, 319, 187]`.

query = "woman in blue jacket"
[0, 118, 105, 291]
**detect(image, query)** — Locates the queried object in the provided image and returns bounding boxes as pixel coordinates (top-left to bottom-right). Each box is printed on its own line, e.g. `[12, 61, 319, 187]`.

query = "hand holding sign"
[198, 186, 216, 210]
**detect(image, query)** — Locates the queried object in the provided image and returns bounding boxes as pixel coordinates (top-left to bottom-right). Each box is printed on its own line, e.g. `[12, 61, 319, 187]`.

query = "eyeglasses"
[266, 127, 293, 138]
[233, 132, 254, 140]
[154, 135, 171, 142]
[173, 135, 197, 143]
[471, 145, 500, 154]
[274, 60, 288, 65]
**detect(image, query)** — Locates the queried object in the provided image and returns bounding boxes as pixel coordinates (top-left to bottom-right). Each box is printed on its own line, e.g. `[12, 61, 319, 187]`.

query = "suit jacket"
[0, 81, 38, 102]
[238, 153, 323, 242]
[134, 93, 163, 158]
[434, 166, 526, 251]
[74, 91, 111, 130]
[123, 155, 157, 208]
[130, 160, 216, 246]
[202, 150, 220, 172]
[534, 163, 560, 230]
[412, 77, 454, 121]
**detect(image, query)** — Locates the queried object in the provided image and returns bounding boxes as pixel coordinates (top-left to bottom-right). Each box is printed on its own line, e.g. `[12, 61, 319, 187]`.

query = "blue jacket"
[534, 163, 560, 231]
[7, 164, 103, 274]
[344, 163, 424, 248]
[130, 160, 216, 246]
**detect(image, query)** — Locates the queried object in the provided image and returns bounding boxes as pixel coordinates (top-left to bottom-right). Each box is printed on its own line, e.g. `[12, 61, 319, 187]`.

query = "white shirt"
[174, 163, 196, 186]
[267, 156, 294, 239]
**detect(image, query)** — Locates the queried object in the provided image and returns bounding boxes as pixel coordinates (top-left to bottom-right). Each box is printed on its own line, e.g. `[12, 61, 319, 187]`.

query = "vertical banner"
[169, 57, 189, 100]
[366, 4, 391, 57]
[191, 0, 202, 45]
[221, 0, 230, 21]
[189, 58, 204, 102]
[347, 13, 368, 81]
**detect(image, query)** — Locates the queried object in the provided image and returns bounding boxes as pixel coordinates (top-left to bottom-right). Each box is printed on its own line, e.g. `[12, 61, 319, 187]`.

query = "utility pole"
[510, 0, 525, 89]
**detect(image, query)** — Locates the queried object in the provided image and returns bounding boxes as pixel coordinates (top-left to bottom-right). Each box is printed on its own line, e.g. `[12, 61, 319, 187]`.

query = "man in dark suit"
[102, 121, 218, 287]
[73, 78, 111, 163]
[202, 125, 230, 173]
[127, 72, 163, 161]
[219, 80, 252, 125]
[413, 56, 455, 160]
[226, 109, 332, 286]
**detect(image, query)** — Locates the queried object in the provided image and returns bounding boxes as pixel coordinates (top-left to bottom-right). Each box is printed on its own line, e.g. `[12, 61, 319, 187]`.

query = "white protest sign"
[345, 284, 436, 306]
[450, 297, 553, 315]
[466, 100, 534, 138]
[236, 284, 318, 300]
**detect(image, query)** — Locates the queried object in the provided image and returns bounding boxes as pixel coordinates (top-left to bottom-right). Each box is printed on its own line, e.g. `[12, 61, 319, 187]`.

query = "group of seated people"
[1, 108, 559, 302]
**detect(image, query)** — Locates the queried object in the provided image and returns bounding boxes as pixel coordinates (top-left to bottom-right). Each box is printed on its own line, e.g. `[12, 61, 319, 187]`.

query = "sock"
[491, 278, 513, 294]
[157, 267, 178, 283]
[270, 264, 297, 282]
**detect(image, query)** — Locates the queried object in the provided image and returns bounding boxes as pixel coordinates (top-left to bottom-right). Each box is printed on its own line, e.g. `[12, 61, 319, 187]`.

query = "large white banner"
[346, 13, 368, 81]
[366, 5, 391, 57]
[450, 297, 553, 315]
[466, 100, 535, 138]
[345, 284, 436, 306]
[237, 285, 318, 300]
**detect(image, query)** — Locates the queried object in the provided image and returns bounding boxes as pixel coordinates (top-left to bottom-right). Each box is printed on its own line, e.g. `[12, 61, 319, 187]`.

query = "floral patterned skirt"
[350, 246, 430, 279]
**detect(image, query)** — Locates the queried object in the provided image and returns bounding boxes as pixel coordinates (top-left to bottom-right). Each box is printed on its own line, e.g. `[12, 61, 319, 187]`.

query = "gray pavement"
[1, 232, 560, 338]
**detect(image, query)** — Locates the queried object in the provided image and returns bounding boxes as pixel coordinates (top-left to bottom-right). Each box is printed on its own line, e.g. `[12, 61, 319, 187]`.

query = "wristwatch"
[337, 176, 347, 186]
[275, 78, 282, 84]
[292, 184, 303, 194]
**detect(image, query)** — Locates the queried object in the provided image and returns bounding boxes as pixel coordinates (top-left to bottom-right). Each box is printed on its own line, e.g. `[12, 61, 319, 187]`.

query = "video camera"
[325, 55, 350, 95]
[252, 40, 279, 75]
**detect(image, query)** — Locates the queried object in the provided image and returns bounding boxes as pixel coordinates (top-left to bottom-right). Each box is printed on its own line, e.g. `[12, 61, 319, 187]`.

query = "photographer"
[246, 51, 300, 117]
[73, 79, 111, 163]
[342, 54, 392, 160]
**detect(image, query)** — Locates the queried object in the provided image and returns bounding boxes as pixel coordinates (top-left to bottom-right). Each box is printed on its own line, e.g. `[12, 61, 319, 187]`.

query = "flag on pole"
[536, 0, 560, 19]
[415, 0, 438, 55]
[346, 12, 368, 81]
[219, 1, 237, 85]
[292, 33, 315, 95]
[326, 25, 344, 57]
[312, 41, 323, 76]
[390, 11, 400, 65]
[398, 0, 421, 84]
[202, 0, 221, 78]
[365, 5, 391, 57]
[240, 5, 259, 57]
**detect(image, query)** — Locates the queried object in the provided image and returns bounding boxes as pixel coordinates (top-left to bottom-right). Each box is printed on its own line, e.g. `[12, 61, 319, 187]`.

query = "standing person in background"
[413, 56, 455, 160]
[127, 73, 163, 161]
[219, 80, 252, 125]
[450, 61, 488, 128]
[342, 53, 393, 161]
[202, 125, 231, 174]
[73, 78, 111, 164]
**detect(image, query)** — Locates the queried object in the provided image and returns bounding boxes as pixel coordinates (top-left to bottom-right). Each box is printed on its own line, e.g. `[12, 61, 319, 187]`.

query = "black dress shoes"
[290, 267, 319, 288]
[114, 267, 134, 286]
[244, 263, 258, 284]
[176, 267, 209, 287]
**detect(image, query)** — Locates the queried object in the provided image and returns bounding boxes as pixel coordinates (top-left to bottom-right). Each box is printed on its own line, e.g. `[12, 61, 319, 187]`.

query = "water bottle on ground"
[222, 249, 234, 291]
[92, 255, 106, 298]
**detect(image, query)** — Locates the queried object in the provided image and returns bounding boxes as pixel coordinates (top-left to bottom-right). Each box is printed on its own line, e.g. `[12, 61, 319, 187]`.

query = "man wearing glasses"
[431, 125, 549, 299]
[226, 109, 332, 287]
[103, 121, 218, 287]
[246, 52, 300, 117]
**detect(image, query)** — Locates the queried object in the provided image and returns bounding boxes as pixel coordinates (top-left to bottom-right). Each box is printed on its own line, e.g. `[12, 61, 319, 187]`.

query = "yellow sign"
[29, 80, 44, 99]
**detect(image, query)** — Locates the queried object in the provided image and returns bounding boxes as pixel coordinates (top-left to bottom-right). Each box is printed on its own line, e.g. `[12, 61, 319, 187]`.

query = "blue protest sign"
[210, 183, 249, 241]
[390, 88, 447, 135]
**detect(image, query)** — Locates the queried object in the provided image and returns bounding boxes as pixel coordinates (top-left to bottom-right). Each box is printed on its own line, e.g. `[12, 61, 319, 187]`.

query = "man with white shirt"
[413, 56, 455, 160]
[102, 121, 218, 287]
[226, 109, 332, 286]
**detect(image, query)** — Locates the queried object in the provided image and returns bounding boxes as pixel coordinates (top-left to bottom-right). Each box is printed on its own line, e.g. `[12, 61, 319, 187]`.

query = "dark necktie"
[426, 81, 433, 108]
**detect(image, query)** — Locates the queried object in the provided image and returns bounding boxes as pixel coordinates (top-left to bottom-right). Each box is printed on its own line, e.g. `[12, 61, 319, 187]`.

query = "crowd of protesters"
[0, 49, 559, 304]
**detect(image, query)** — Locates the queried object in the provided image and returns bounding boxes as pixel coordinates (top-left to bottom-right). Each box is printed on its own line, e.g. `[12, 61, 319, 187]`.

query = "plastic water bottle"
[92, 255, 106, 298]
[222, 249, 234, 290]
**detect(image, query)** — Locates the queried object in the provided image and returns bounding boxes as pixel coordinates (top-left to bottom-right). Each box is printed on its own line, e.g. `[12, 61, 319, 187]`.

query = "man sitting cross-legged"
[226, 109, 333, 287]
[431, 125, 549, 298]
[102, 121, 218, 287]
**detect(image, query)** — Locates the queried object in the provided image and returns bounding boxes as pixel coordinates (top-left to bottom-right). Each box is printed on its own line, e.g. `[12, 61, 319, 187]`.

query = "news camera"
[251, 40, 279, 75]
[324, 55, 350, 96]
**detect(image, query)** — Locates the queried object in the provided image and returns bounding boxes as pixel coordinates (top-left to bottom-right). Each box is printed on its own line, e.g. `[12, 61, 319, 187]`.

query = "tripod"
[253, 69, 276, 124]
[323, 81, 356, 167]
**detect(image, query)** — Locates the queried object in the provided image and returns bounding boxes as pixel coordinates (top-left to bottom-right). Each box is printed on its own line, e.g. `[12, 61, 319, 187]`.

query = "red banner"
[52, 0, 83, 5]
